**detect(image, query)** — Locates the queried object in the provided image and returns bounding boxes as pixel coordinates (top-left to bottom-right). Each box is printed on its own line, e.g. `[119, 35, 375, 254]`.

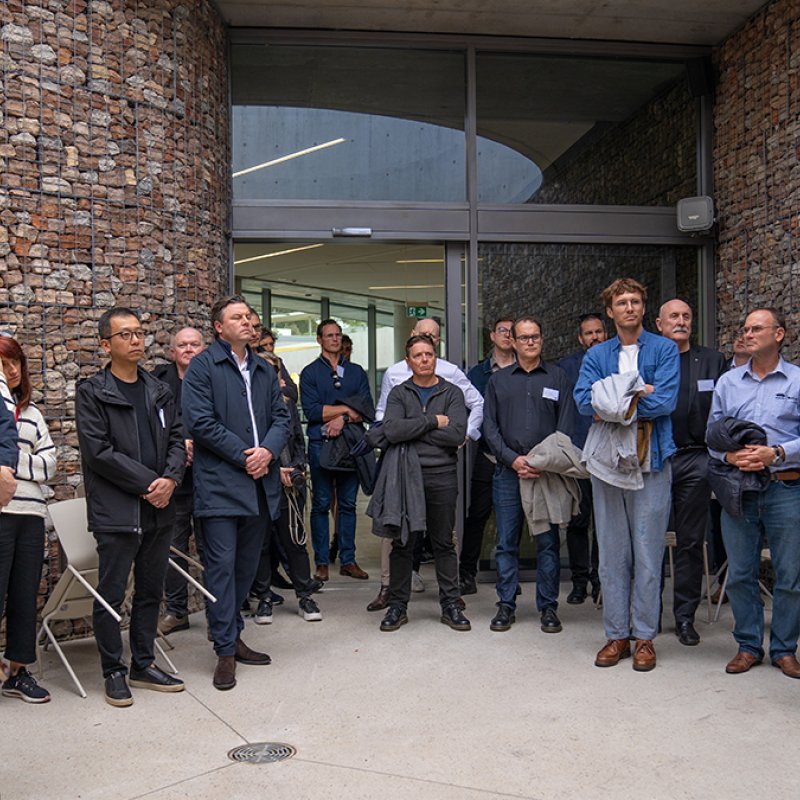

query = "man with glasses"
[483, 316, 575, 635]
[558, 313, 607, 605]
[250, 313, 297, 403]
[300, 319, 374, 581]
[76, 307, 187, 705]
[707, 308, 800, 679]
[574, 278, 679, 672]
[458, 316, 516, 596]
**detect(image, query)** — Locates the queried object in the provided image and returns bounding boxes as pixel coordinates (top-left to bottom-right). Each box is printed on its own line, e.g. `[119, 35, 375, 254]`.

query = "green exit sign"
[406, 306, 428, 318]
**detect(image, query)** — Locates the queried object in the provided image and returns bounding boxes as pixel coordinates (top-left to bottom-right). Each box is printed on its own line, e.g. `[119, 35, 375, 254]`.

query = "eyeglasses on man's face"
[494, 326, 512, 336]
[107, 329, 146, 342]
[515, 334, 541, 344]
[739, 324, 780, 336]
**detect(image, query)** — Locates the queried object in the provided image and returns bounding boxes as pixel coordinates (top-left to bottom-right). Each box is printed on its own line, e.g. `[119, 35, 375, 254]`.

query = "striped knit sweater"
[1, 370, 56, 519]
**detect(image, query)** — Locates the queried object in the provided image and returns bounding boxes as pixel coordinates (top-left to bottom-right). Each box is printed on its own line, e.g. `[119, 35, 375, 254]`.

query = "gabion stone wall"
[714, 0, 800, 359]
[0, 0, 230, 501]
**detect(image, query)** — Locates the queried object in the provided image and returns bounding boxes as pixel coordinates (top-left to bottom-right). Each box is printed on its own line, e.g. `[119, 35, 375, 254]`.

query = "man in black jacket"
[153, 327, 205, 636]
[379, 334, 470, 632]
[656, 298, 727, 646]
[76, 307, 186, 706]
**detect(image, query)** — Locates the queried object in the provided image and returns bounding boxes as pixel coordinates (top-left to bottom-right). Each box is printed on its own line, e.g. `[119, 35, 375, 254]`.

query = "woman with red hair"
[0, 335, 56, 703]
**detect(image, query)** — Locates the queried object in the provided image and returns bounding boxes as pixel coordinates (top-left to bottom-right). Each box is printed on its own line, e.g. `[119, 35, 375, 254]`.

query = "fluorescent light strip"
[395, 258, 444, 264]
[232, 138, 347, 178]
[234, 243, 324, 266]
[368, 284, 445, 290]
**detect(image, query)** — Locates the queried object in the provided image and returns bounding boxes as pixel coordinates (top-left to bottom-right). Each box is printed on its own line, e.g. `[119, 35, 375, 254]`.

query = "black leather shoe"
[490, 605, 515, 632]
[676, 620, 700, 646]
[540, 607, 563, 633]
[440, 604, 471, 631]
[129, 663, 185, 692]
[380, 606, 408, 631]
[567, 585, 588, 605]
[104, 671, 133, 707]
[459, 574, 477, 596]
[367, 586, 390, 612]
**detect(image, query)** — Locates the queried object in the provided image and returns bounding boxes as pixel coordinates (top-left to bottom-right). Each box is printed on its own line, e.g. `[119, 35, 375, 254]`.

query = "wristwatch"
[772, 445, 785, 466]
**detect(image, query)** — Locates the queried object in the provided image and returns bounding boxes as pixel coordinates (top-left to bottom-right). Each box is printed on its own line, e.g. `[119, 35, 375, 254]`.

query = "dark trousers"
[93, 507, 173, 677]
[202, 485, 271, 657]
[0, 514, 45, 665]
[163, 493, 205, 617]
[565, 479, 599, 589]
[670, 449, 712, 624]
[389, 469, 460, 610]
[251, 488, 314, 599]
[459, 451, 495, 579]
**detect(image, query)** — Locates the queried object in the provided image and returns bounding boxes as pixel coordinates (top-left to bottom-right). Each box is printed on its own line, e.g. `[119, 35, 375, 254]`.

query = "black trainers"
[459, 573, 478, 596]
[298, 596, 322, 621]
[104, 671, 133, 707]
[129, 663, 185, 692]
[566, 585, 588, 605]
[440, 604, 471, 631]
[380, 606, 408, 632]
[540, 607, 563, 633]
[2, 667, 51, 704]
[254, 598, 273, 625]
[490, 605, 516, 632]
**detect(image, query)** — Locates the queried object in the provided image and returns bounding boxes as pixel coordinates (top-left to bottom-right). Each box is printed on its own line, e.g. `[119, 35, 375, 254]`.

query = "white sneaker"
[411, 571, 425, 593]
[299, 597, 322, 621]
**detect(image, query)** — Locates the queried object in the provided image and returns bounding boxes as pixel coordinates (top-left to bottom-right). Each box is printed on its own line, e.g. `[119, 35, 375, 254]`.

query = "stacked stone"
[0, 0, 230, 621]
[715, 0, 800, 359]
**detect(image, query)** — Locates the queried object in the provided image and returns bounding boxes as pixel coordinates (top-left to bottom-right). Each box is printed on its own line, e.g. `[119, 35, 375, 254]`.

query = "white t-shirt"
[618, 344, 639, 375]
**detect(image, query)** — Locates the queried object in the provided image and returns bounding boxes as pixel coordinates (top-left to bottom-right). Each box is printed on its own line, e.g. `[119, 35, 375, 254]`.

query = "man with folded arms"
[182, 295, 290, 690]
[76, 307, 186, 706]
[574, 278, 679, 672]
[707, 307, 800, 679]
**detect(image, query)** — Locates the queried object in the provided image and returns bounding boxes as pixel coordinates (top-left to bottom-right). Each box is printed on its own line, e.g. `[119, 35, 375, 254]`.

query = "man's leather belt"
[772, 470, 800, 482]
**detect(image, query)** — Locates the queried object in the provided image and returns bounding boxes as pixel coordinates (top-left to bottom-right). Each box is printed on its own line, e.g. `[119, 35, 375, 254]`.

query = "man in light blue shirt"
[707, 307, 800, 679]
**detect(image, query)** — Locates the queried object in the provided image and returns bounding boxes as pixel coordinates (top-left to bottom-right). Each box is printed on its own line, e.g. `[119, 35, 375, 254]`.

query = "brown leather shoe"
[367, 586, 390, 612]
[213, 656, 236, 691]
[157, 613, 189, 636]
[340, 562, 369, 580]
[633, 639, 657, 672]
[726, 650, 762, 674]
[772, 654, 800, 678]
[594, 638, 631, 668]
[314, 564, 329, 582]
[234, 638, 271, 665]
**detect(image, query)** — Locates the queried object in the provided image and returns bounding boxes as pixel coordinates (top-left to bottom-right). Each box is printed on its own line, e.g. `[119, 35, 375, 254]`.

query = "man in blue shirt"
[707, 307, 800, 679]
[574, 278, 679, 672]
[300, 319, 375, 582]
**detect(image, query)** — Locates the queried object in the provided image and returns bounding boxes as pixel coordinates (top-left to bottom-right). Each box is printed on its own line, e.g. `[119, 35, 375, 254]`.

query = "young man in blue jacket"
[574, 278, 679, 672]
[182, 295, 290, 691]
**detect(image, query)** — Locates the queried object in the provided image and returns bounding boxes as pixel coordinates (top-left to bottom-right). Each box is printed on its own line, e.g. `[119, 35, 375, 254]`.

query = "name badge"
[543, 387, 560, 401]
[697, 379, 715, 392]
[335, 365, 345, 378]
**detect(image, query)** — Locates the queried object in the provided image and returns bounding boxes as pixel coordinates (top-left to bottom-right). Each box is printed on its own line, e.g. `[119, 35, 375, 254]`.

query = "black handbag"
[319, 434, 356, 471]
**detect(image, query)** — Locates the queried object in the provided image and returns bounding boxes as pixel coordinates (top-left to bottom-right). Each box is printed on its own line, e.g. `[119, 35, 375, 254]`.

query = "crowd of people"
[1, 276, 799, 707]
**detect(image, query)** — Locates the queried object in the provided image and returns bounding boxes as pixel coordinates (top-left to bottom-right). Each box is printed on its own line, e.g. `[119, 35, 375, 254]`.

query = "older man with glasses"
[300, 319, 374, 581]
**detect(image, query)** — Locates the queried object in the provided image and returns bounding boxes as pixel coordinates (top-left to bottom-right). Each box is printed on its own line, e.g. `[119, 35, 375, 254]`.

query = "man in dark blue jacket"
[557, 313, 606, 605]
[182, 295, 290, 691]
[0, 361, 17, 507]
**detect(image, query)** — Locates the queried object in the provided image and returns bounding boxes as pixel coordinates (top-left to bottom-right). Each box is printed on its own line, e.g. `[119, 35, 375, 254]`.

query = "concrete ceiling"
[215, 0, 765, 46]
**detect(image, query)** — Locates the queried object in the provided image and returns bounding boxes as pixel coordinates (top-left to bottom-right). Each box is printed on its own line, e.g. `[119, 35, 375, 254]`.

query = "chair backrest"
[48, 498, 97, 572]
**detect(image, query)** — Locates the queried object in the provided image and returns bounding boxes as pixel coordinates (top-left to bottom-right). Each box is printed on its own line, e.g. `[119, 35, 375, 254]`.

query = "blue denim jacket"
[573, 328, 679, 472]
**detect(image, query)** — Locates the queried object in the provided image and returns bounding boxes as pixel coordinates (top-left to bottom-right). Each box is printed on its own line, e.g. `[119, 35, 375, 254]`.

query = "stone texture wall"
[714, 0, 800, 359]
[534, 78, 697, 206]
[0, 0, 230, 626]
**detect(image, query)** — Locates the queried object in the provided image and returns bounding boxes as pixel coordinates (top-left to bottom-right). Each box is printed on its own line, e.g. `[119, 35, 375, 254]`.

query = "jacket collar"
[97, 365, 169, 406]
[608, 327, 655, 353]
[211, 338, 266, 374]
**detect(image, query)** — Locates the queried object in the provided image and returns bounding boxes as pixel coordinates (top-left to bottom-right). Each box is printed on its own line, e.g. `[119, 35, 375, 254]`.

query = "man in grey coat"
[182, 295, 290, 691]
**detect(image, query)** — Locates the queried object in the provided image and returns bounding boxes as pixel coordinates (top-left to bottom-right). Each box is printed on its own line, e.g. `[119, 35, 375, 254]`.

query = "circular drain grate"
[228, 742, 297, 765]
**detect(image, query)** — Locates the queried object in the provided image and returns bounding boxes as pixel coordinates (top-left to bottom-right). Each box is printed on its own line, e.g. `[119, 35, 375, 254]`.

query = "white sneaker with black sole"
[254, 598, 273, 624]
[299, 596, 322, 621]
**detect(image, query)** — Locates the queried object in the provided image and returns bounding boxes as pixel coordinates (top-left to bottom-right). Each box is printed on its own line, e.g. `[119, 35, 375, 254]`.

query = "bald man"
[656, 298, 726, 646]
[154, 327, 205, 635]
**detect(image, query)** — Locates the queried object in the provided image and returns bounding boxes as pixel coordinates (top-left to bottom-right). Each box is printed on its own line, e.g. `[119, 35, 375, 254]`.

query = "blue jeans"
[493, 465, 560, 612]
[721, 480, 800, 661]
[308, 440, 359, 567]
[591, 463, 672, 641]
